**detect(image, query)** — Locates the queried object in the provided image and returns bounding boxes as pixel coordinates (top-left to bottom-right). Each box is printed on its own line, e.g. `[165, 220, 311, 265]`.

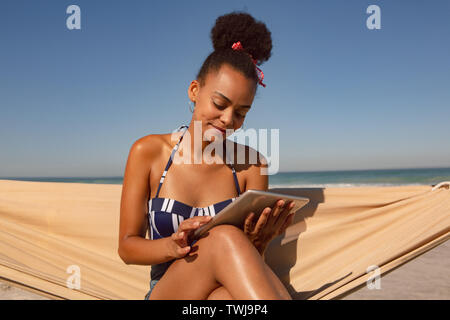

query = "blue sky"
[1, 0, 449, 177]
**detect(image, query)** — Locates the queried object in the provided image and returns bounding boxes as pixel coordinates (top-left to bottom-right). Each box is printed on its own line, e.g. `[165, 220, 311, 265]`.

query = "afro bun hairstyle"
[196, 11, 272, 90]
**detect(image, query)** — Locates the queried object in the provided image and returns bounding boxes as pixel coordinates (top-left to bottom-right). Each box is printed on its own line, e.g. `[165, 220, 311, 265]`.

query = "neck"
[177, 122, 228, 165]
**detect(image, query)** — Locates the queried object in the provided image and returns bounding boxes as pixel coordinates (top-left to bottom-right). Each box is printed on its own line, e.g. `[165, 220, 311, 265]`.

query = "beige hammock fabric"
[0, 179, 448, 300]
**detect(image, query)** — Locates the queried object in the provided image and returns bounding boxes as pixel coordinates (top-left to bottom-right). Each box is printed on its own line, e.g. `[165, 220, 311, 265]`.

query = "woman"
[118, 11, 296, 300]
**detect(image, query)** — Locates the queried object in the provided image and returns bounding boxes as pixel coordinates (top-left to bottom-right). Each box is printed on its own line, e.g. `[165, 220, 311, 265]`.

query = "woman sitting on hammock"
[118, 11, 296, 300]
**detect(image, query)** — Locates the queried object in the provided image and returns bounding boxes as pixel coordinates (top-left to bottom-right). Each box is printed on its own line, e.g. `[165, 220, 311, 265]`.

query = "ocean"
[3, 167, 450, 188]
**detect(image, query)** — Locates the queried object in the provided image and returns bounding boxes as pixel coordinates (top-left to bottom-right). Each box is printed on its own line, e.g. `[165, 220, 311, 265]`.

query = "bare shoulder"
[127, 132, 183, 175]
[129, 132, 176, 160]
[230, 142, 267, 168]
[229, 141, 268, 191]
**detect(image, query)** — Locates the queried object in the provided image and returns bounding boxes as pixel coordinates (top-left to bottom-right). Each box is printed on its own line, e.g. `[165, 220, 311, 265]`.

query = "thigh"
[149, 236, 221, 300]
[206, 262, 289, 300]
[206, 285, 233, 300]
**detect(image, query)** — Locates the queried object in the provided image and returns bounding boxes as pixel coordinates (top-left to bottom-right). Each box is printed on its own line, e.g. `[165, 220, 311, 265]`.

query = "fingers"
[240, 200, 296, 247]
[254, 207, 271, 234]
[178, 216, 212, 233]
[244, 212, 256, 234]
[171, 230, 186, 248]
[245, 208, 271, 235]
[267, 199, 285, 225]
[172, 227, 188, 248]
[274, 201, 295, 229]
[176, 245, 191, 256]
[279, 212, 295, 235]
[173, 215, 213, 252]
[265, 200, 295, 232]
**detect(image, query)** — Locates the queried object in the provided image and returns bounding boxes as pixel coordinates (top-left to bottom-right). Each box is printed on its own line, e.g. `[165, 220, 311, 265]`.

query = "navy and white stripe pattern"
[148, 125, 241, 241]
[148, 197, 237, 240]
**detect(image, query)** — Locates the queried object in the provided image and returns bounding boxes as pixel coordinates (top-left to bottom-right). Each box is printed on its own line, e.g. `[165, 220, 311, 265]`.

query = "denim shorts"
[144, 279, 159, 300]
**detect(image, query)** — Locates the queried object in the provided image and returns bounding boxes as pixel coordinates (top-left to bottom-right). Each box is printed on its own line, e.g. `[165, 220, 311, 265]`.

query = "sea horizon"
[2, 166, 450, 188]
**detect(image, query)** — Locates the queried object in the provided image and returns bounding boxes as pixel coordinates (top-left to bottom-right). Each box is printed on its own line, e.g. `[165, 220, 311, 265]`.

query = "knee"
[207, 225, 250, 249]
[196, 225, 262, 270]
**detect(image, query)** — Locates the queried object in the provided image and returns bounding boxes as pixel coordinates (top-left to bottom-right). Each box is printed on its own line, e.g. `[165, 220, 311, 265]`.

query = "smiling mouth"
[210, 124, 227, 134]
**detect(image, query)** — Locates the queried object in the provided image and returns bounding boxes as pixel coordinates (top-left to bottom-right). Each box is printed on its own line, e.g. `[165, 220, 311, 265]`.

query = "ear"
[188, 80, 200, 103]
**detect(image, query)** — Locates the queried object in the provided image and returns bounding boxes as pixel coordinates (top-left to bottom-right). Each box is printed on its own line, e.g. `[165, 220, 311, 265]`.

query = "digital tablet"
[192, 189, 310, 240]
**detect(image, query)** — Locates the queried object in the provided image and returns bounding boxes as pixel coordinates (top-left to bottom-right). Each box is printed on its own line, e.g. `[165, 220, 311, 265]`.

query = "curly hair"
[196, 11, 273, 92]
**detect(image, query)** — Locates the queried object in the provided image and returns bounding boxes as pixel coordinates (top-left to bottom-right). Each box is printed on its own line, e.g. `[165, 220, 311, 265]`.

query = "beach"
[0, 281, 50, 300]
[0, 179, 448, 300]
[341, 239, 450, 299]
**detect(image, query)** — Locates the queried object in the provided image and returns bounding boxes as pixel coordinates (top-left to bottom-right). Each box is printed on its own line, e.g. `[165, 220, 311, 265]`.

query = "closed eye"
[213, 101, 225, 109]
[213, 100, 246, 117]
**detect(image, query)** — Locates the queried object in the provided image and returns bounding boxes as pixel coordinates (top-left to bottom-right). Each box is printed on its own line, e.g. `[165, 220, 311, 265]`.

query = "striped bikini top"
[148, 125, 241, 241]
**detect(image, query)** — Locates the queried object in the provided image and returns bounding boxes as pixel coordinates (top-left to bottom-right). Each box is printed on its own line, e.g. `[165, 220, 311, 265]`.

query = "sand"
[341, 239, 450, 299]
[0, 281, 50, 300]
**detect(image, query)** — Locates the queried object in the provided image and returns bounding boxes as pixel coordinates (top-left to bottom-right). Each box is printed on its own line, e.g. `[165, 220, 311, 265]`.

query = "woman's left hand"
[243, 199, 296, 255]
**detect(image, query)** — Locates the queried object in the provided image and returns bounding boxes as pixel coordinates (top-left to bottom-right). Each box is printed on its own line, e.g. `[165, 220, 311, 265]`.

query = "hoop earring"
[188, 101, 195, 113]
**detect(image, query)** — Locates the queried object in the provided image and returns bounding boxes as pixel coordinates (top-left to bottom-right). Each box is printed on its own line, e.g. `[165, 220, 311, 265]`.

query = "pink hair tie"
[231, 41, 266, 88]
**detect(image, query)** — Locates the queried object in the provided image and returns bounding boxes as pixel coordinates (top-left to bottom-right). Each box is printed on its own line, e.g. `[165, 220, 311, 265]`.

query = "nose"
[219, 107, 234, 128]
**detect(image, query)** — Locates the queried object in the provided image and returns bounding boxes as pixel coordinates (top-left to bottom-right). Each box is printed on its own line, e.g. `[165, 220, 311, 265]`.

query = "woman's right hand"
[167, 215, 212, 259]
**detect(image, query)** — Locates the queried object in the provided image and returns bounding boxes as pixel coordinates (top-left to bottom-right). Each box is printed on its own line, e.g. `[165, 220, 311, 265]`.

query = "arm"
[242, 149, 269, 255]
[243, 149, 295, 257]
[118, 137, 214, 265]
[118, 137, 174, 265]
[244, 150, 269, 193]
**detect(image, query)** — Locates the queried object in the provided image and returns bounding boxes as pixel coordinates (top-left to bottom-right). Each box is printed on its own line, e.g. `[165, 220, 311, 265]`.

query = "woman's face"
[188, 63, 256, 138]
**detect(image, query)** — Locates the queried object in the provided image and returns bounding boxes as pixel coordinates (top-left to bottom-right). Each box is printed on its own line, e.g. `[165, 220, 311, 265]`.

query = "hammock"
[0, 179, 448, 299]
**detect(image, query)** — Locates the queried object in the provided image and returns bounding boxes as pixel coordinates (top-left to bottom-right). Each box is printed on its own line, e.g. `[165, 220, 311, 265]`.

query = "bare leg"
[263, 263, 292, 300]
[207, 286, 233, 300]
[207, 264, 292, 300]
[149, 225, 287, 300]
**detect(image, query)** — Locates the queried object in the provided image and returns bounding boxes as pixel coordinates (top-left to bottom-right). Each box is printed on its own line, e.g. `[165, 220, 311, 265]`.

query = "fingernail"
[179, 232, 184, 237]
[279, 200, 285, 207]
[194, 222, 200, 227]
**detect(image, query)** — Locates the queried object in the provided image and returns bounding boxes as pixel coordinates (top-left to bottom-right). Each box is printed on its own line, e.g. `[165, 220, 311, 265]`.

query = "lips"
[210, 124, 227, 134]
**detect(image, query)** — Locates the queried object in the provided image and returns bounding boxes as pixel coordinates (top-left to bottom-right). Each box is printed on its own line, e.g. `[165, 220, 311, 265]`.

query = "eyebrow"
[213, 91, 251, 109]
